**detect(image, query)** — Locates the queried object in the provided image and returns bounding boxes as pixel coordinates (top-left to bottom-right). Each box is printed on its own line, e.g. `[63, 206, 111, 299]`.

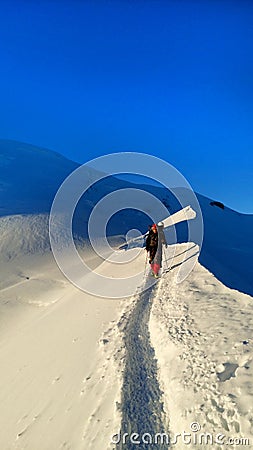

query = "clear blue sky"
[1, 0, 253, 212]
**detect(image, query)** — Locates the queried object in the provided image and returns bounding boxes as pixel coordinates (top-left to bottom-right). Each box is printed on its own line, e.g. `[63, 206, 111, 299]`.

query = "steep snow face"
[0, 140, 79, 216]
[169, 187, 253, 296]
[197, 193, 253, 297]
[0, 214, 50, 260]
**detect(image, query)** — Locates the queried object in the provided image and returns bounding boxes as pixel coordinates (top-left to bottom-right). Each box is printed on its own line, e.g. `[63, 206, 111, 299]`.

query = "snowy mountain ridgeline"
[0, 139, 252, 297]
[0, 139, 79, 215]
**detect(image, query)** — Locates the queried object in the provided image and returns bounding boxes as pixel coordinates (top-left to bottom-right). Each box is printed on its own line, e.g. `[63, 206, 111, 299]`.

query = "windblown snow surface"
[0, 140, 252, 450]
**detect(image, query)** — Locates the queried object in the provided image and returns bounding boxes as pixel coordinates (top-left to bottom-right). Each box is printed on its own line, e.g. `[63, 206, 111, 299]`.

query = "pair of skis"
[127, 205, 196, 249]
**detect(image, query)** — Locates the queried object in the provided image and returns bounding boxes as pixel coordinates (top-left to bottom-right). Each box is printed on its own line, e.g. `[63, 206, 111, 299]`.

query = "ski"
[160, 205, 196, 228]
[122, 205, 196, 249]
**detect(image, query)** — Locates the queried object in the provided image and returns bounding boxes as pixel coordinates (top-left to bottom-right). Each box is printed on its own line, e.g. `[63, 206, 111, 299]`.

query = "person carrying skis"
[145, 224, 158, 264]
[146, 222, 167, 277]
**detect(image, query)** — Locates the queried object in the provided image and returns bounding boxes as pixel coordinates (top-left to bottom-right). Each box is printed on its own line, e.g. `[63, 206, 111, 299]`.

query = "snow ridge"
[149, 244, 252, 448]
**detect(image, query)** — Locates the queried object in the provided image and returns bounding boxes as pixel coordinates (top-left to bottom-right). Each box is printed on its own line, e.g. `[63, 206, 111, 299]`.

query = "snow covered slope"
[0, 140, 252, 450]
[1, 139, 252, 297]
[0, 139, 79, 216]
[150, 244, 253, 449]
[197, 193, 253, 298]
